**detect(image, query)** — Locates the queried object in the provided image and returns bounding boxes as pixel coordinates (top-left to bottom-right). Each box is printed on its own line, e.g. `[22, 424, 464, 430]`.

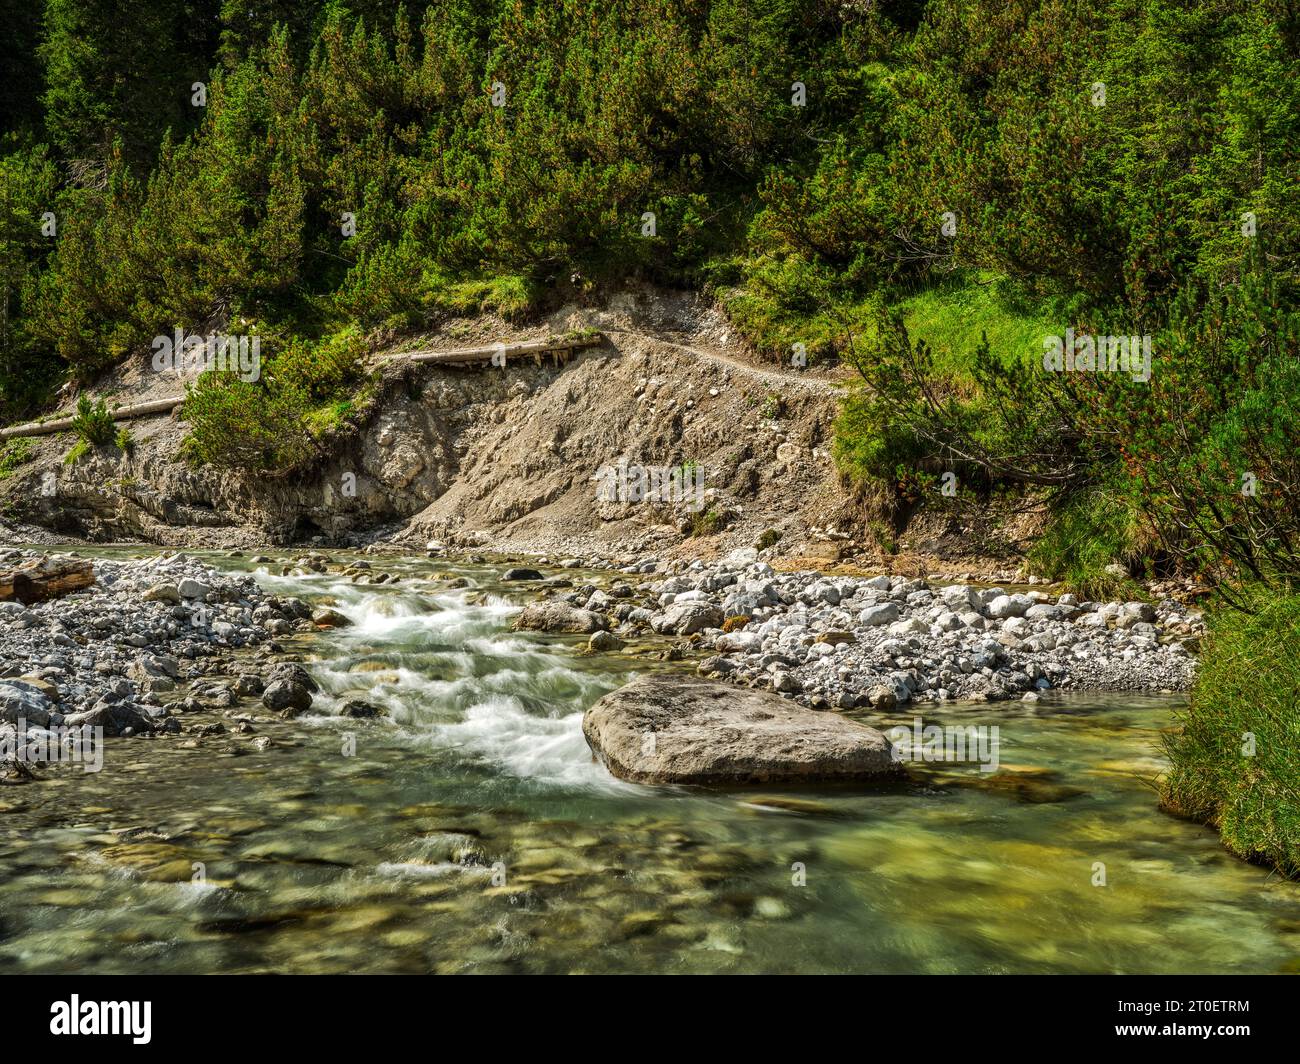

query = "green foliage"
[70, 394, 115, 446]
[1084, 268, 1300, 597]
[0, 0, 1297, 599]
[182, 372, 317, 471]
[1, 0, 885, 408]
[0, 436, 34, 478]
[0, 142, 62, 420]
[440, 276, 537, 321]
[833, 385, 931, 494]
[1162, 594, 1300, 877]
[1026, 488, 1143, 600]
[894, 276, 1064, 376]
[833, 299, 1073, 513]
[182, 326, 366, 471]
[39, 0, 214, 167]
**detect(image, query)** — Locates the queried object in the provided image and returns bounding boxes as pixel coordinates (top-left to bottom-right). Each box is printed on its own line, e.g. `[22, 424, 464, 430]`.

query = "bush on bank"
[1161, 595, 1300, 878]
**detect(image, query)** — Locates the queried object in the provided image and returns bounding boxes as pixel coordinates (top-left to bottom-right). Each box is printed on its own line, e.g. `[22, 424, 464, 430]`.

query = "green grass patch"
[440, 275, 538, 320]
[1026, 488, 1145, 599]
[712, 254, 876, 364]
[894, 274, 1065, 375]
[0, 437, 35, 479]
[830, 275, 1071, 508]
[1162, 593, 1300, 878]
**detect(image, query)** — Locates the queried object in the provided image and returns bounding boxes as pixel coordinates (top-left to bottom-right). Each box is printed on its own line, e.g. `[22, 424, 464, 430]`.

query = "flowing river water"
[2, 549, 1299, 974]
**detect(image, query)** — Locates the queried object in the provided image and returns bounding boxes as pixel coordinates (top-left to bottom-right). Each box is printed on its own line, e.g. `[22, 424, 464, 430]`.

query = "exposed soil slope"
[0, 289, 855, 559]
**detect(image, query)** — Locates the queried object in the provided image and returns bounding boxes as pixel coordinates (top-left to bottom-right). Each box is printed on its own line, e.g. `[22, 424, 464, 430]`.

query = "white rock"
[888, 618, 930, 637]
[987, 594, 1030, 619]
[857, 603, 900, 627]
[177, 578, 210, 600]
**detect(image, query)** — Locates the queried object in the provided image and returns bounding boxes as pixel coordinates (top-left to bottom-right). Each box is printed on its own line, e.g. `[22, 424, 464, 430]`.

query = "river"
[2, 549, 1298, 974]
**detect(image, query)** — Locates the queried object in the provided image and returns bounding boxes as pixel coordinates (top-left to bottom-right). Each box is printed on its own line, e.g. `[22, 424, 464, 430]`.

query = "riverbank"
[0, 547, 329, 774]
[1161, 594, 1300, 878]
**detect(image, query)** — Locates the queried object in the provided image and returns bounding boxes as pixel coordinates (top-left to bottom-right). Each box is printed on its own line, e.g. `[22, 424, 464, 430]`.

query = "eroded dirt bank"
[0, 288, 1038, 580]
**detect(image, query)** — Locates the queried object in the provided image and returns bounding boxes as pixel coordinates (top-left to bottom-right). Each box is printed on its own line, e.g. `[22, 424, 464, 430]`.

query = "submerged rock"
[311, 607, 352, 628]
[582, 675, 901, 785]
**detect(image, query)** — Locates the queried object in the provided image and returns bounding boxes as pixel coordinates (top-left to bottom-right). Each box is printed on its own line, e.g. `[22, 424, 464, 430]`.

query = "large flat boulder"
[582, 676, 902, 785]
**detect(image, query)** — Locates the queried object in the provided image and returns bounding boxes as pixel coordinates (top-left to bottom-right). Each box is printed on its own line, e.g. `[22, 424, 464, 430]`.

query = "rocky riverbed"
[7, 545, 1300, 978]
[514, 547, 1203, 708]
[1, 542, 1202, 785]
[0, 547, 350, 771]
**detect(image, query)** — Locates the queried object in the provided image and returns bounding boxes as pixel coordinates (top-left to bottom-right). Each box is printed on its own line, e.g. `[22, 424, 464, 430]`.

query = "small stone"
[262, 680, 313, 716]
[588, 630, 625, 652]
[311, 607, 352, 628]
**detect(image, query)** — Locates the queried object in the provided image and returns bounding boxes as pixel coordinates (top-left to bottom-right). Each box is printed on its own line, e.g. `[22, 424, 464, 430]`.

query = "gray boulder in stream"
[513, 602, 609, 634]
[582, 676, 902, 785]
[262, 679, 314, 716]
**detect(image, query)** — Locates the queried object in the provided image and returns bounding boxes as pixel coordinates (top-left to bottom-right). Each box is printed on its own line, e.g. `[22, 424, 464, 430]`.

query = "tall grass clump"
[1161, 595, 1300, 877]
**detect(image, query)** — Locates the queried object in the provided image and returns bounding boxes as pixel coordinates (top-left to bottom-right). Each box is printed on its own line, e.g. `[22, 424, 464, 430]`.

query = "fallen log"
[0, 334, 606, 441]
[0, 556, 96, 605]
[0, 397, 184, 441]
[386, 333, 604, 365]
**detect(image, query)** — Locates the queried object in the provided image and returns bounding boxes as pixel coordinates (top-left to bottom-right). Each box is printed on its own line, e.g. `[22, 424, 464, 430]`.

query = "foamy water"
[255, 565, 637, 790]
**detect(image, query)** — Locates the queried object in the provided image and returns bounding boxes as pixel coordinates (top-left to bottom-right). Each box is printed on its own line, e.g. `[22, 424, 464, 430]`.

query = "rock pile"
[0, 549, 320, 756]
[529, 550, 1203, 706]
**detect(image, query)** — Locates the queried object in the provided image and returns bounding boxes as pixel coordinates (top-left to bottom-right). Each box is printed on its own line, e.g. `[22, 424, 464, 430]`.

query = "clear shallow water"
[2, 548, 1299, 974]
